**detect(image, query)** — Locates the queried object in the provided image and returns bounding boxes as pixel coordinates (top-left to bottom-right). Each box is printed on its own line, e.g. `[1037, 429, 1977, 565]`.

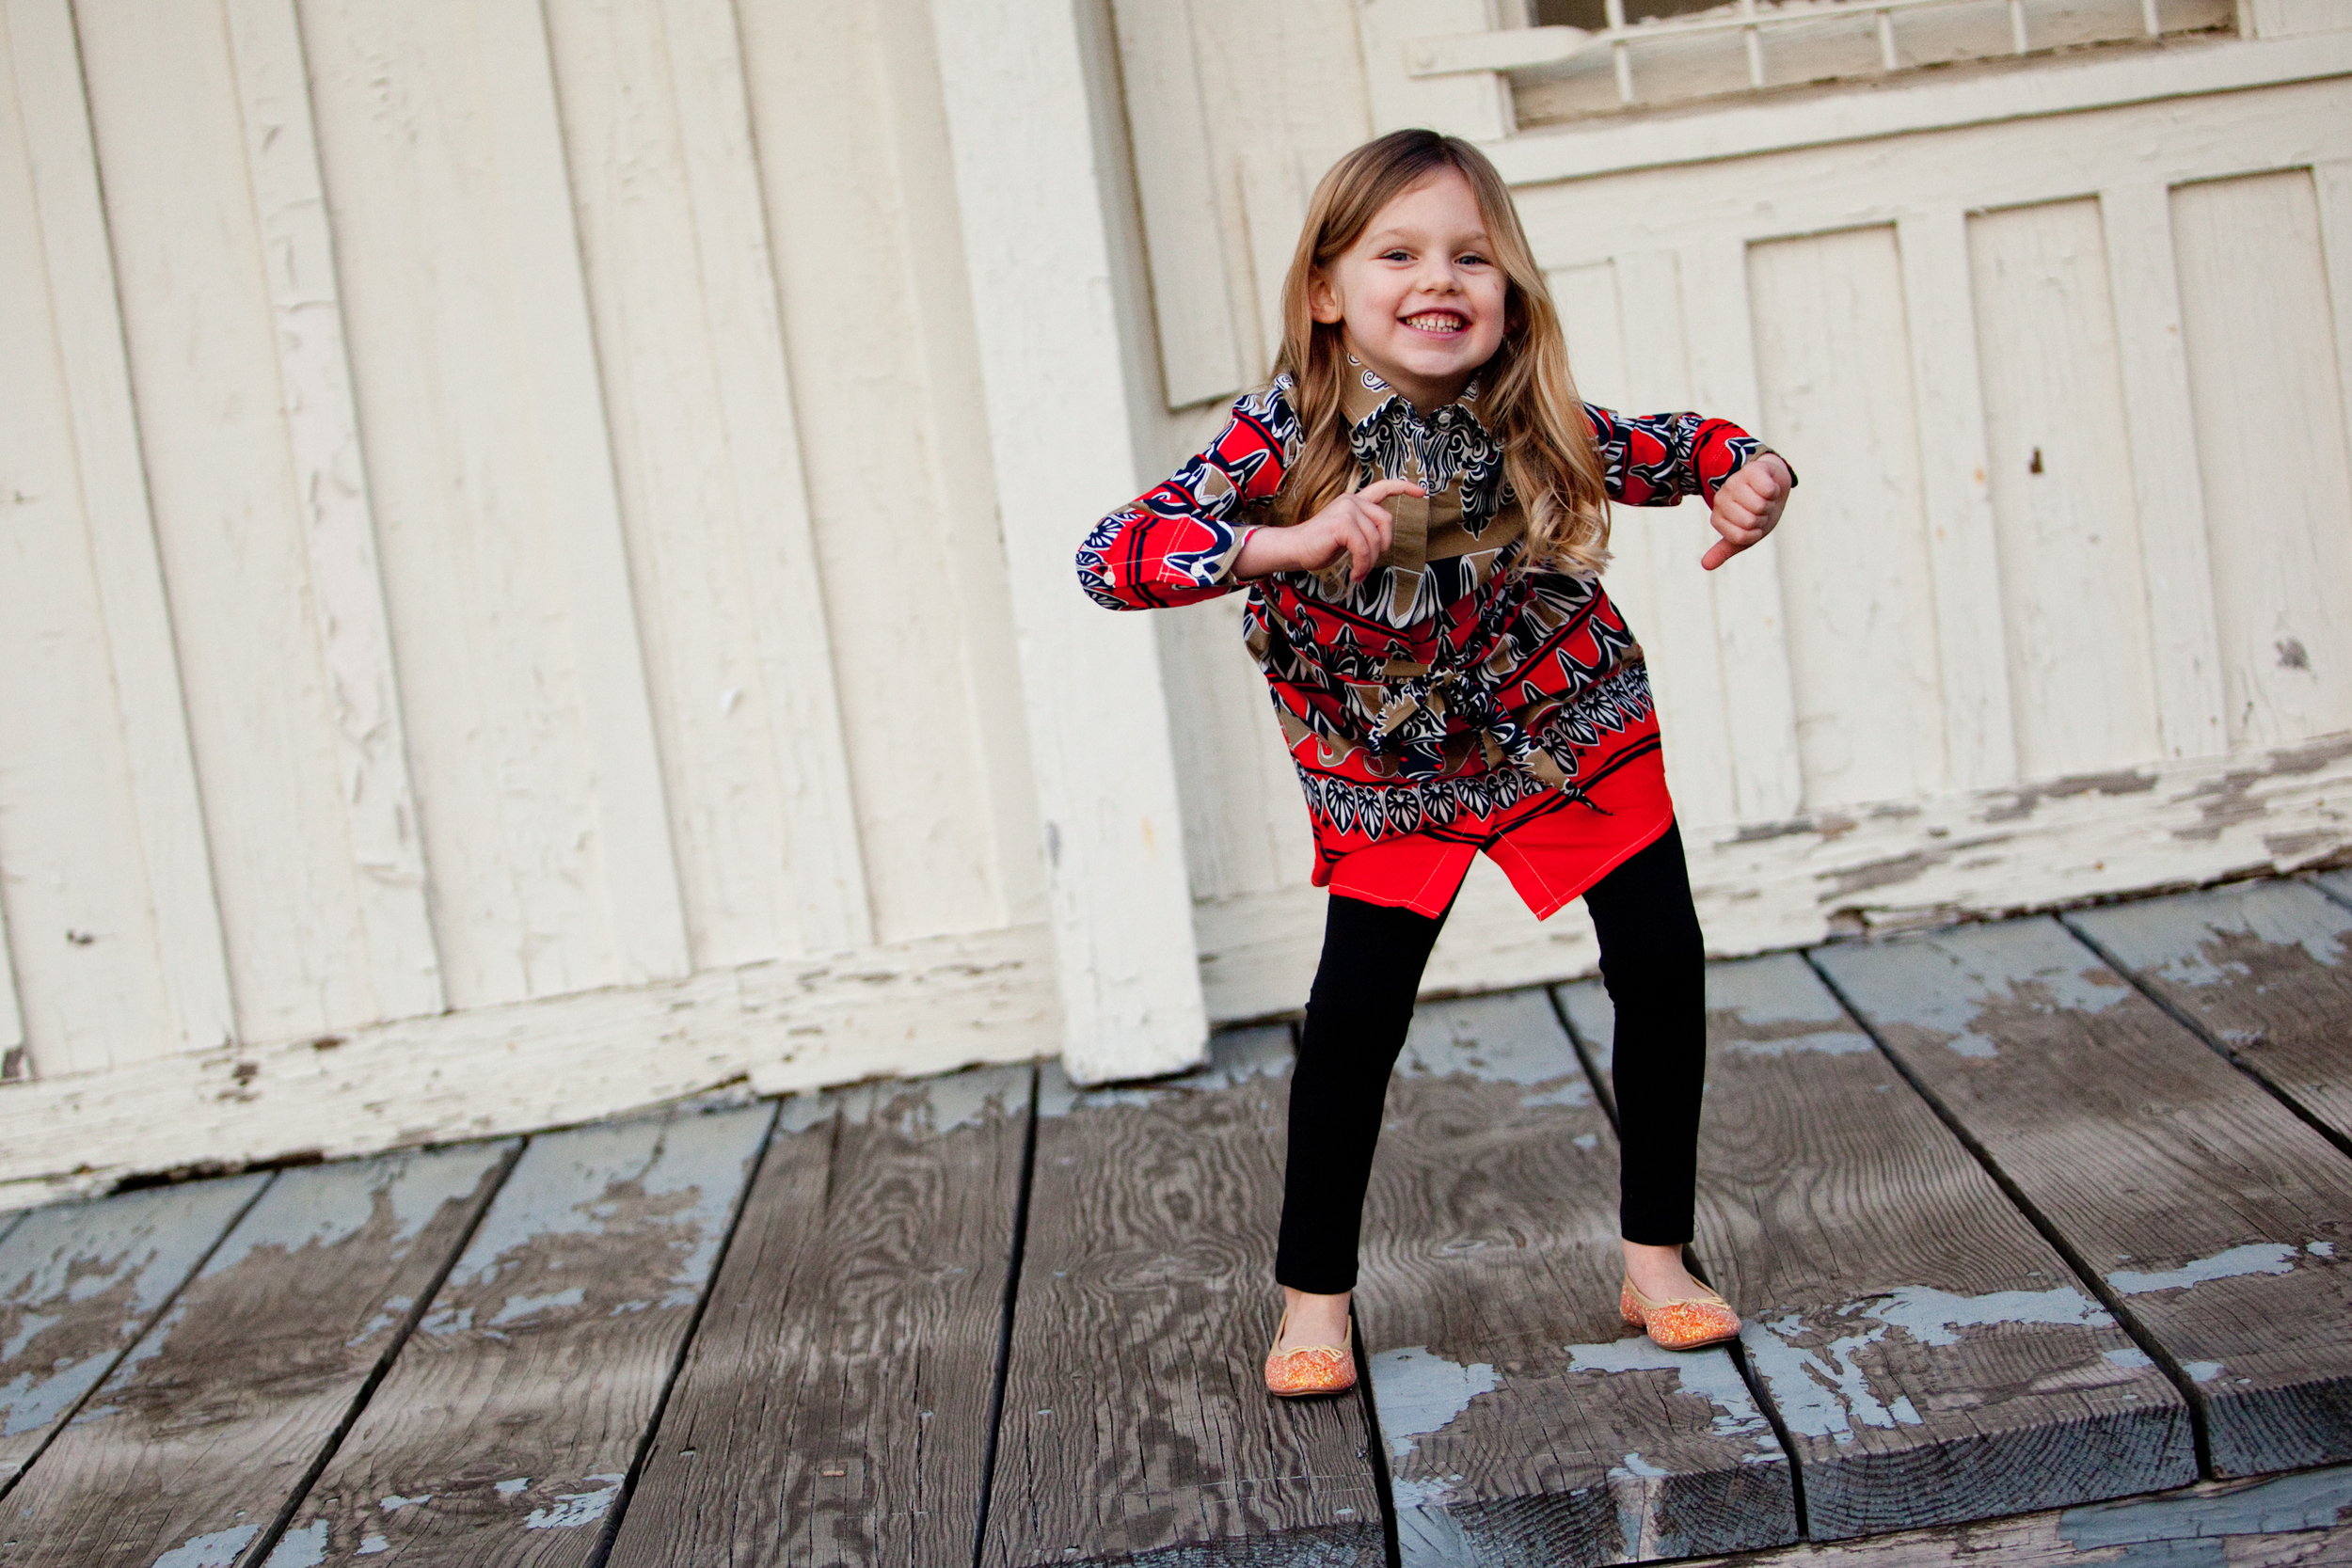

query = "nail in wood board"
[2066, 881, 2352, 1148]
[0, 1143, 512, 1566]
[1562, 958, 2193, 1541]
[610, 1065, 1032, 1568]
[1813, 919, 2352, 1477]
[1358, 991, 1795, 1566]
[267, 1101, 771, 1563]
[0, 1174, 266, 1484]
[979, 1032, 1384, 1568]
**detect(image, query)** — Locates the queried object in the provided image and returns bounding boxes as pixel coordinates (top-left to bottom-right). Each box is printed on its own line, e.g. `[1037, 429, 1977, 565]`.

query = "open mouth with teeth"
[1401, 309, 1469, 335]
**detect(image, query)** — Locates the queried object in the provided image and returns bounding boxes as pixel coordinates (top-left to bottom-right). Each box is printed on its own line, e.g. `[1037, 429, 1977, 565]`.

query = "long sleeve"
[1585, 404, 1787, 508]
[1077, 384, 1298, 610]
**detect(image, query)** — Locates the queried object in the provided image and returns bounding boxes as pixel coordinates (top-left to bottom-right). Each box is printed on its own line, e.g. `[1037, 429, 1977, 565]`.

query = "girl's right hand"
[1236, 478, 1423, 584]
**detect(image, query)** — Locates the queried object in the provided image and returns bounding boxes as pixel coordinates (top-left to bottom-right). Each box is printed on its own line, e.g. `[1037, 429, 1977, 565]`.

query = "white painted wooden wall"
[0, 0, 1204, 1198]
[5, 0, 2350, 1196]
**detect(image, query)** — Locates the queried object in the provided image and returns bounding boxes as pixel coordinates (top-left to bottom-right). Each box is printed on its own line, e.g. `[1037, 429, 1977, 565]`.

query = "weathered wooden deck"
[3, 874, 2350, 1568]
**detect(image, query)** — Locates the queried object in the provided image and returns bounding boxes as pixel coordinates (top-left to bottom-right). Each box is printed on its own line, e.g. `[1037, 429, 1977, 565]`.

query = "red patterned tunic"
[1078, 362, 1775, 918]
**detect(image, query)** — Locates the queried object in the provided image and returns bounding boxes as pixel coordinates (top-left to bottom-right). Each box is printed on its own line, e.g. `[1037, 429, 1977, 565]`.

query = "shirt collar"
[1338, 354, 1487, 433]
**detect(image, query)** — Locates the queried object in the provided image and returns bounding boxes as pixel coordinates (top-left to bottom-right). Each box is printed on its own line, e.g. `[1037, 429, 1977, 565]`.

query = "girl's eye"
[1457, 253, 1489, 267]
[1379, 249, 1411, 261]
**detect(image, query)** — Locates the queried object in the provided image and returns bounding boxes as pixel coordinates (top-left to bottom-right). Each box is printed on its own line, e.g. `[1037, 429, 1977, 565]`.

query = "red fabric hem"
[1489, 800, 1678, 920]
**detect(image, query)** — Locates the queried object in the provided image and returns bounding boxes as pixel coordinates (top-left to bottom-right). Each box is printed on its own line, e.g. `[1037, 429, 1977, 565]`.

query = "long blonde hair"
[1272, 130, 1611, 578]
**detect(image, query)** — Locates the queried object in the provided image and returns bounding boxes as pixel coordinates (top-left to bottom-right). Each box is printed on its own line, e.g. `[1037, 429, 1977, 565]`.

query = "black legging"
[1273, 819, 1706, 1294]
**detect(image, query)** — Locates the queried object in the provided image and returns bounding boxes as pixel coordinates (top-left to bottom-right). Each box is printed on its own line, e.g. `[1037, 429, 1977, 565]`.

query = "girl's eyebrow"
[1361, 226, 1493, 250]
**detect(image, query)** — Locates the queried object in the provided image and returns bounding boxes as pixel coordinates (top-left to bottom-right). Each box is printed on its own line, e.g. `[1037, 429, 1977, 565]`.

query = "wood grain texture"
[2, 0, 236, 1068]
[1359, 992, 1795, 1566]
[1674, 1464, 2352, 1567]
[269, 1103, 771, 1564]
[1561, 958, 2192, 1541]
[0, 1144, 511, 1567]
[982, 1030, 1383, 1568]
[609, 1065, 1031, 1568]
[0, 1176, 266, 1483]
[2064, 880, 2352, 1147]
[1813, 919, 2352, 1476]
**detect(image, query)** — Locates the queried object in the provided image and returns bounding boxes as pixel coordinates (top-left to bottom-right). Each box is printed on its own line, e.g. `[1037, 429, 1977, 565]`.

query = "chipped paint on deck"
[2107, 1243, 2303, 1294]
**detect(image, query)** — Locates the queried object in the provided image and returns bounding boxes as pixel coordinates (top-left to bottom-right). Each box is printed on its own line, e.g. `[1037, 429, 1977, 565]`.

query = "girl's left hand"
[1701, 453, 1793, 571]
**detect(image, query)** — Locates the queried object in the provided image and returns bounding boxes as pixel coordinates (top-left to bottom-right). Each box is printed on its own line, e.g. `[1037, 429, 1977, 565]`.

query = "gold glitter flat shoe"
[1263, 1307, 1357, 1397]
[1620, 1274, 1740, 1351]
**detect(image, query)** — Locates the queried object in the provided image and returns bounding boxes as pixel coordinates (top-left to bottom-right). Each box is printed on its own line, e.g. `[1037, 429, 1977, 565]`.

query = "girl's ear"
[1307, 267, 1344, 325]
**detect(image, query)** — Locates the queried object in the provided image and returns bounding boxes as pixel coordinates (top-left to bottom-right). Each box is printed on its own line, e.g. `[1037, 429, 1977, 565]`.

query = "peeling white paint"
[356, 1538, 389, 1558]
[1743, 1284, 2110, 1442]
[523, 1474, 624, 1529]
[1725, 1030, 1874, 1057]
[491, 1287, 585, 1325]
[2105, 1347, 2155, 1369]
[1399, 992, 1583, 1087]
[379, 1492, 432, 1511]
[150, 1525, 259, 1568]
[260, 1517, 327, 1568]
[2107, 1242, 2300, 1294]
[2183, 1360, 2226, 1383]
[495, 1476, 531, 1495]
[1369, 1345, 1501, 1463]
[1565, 1336, 1778, 1445]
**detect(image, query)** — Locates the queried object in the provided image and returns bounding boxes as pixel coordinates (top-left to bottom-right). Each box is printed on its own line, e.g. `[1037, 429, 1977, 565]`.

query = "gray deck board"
[267, 1101, 771, 1565]
[2065, 880, 2352, 1146]
[608, 1065, 1032, 1568]
[1561, 956, 2193, 1541]
[1359, 991, 1796, 1566]
[1814, 919, 2352, 1478]
[0, 1175, 267, 1487]
[980, 1031, 1385, 1568]
[2317, 870, 2352, 911]
[0, 1143, 512, 1567]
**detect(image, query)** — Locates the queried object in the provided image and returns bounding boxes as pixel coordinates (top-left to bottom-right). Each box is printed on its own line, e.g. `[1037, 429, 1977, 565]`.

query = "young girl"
[1077, 130, 1793, 1395]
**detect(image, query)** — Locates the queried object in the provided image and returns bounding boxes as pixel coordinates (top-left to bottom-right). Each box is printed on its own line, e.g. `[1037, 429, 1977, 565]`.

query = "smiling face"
[1308, 167, 1509, 414]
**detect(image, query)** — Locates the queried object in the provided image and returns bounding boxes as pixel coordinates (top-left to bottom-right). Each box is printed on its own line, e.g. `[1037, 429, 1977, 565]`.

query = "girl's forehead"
[1360, 169, 1488, 238]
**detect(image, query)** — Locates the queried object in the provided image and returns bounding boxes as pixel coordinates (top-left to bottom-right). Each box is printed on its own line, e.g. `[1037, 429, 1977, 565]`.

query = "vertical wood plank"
[2170, 170, 2352, 752]
[2309, 158, 2352, 557]
[983, 1033, 1384, 1567]
[4, 0, 236, 1056]
[1109, 0, 1244, 409]
[0, 891, 23, 1078]
[611, 1068, 1031, 1568]
[660, 0, 872, 955]
[1745, 228, 1947, 814]
[0, 1, 177, 1079]
[0, 1174, 268, 1482]
[272, 1104, 771, 1561]
[474, 0, 690, 987]
[1604, 251, 1741, 829]
[2099, 182, 2228, 762]
[928, 0, 1207, 1082]
[542, 0, 872, 962]
[1359, 993, 1797, 1563]
[1683, 242, 1804, 823]
[223, 0, 443, 1021]
[0, 1143, 511, 1568]
[1896, 209, 2018, 789]
[1965, 198, 2165, 781]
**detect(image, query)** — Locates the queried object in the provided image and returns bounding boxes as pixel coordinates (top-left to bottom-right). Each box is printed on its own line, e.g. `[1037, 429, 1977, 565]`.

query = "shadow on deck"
[2, 873, 2349, 1567]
